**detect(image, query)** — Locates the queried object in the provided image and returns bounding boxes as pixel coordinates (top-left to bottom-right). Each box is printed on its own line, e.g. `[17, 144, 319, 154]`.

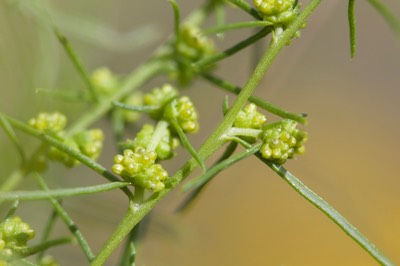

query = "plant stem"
[146, 120, 169, 153]
[260, 158, 395, 266]
[202, 73, 308, 125]
[19, 237, 72, 257]
[0, 181, 130, 201]
[35, 174, 95, 261]
[37, 208, 58, 262]
[226, 0, 262, 20]
[204, 20, 272, 34]
[176, 141, 238, 213]
[0, 113, 26, 162]
[348, 0, 356, 58]
[223, 127, 262, 139]
[367, 0, 400, 35]
[192, 28, 271, 70]
[53, 27, 99, 103]
[183, 143, 261, 192]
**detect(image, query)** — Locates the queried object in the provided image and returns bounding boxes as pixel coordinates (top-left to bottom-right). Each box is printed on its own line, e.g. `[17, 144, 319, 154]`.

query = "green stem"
[35, 173, 95, 261]
[170, 118, 206, 173]
[0, 113, 26, 162]
[53, 27, 99, 103]
[204, 20, 272, 34]
[259, 158, 395, 266]
[175, 141, 238, 213]
[91, 2, 321, 264]
[146, 120, 170, 153]
[112, 101, 159, 113]
[348, 0, 356, 58]
[192, 28, 271, 70]
[183, 143, 261, 192]
[0, 181, 130, 201]
[226, 0, 262, 20]
[35, 88, 91, 102]
[37, 208, 58, 263]
[18, 237, 72, 257]
[202, 72, 308, 125]
[2, 114, 133, 198]
[169, 0, 181, 45]
[223, 127, 262, 139]
[367, 0, 400, 35]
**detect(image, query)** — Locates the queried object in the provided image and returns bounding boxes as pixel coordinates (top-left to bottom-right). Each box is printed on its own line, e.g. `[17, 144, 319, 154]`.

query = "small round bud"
[234, 103, 267, 129]
[164, 97, 199, 134]
[172, 24, 215, 86]
[91, 67, 119, 95]
[144, 84, 179, 120]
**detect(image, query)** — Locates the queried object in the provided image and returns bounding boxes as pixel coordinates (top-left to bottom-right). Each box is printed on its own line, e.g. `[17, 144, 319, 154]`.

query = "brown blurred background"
[1, 0, 400, 265]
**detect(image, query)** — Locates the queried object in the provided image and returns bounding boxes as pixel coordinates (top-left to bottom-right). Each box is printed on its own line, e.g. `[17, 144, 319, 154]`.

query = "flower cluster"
[253, 0, 301, 42]
[143, 84, 179, 120]
[144, 84, 200, 133]
[29, 112, 67, 133]
[29, 112, 104, 168]
[234, 103, 267, 130]
[173, 24, 215, 85]
[254, 0, 299, 27]
[164, 96, 199, 133]
[260, 119, 307, 164]
[112, 148, 169, 192]
[0, 216, 35, 262]
[122, 124, 179, 161]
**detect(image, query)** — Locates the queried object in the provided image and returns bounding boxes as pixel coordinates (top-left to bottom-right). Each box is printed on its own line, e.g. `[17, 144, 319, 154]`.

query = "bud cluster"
[254, 0, 300, 28]
[112, 148, 169, 192]
[123, 124, 179, 161]
[144, 85, 200, 134]
[234, 103, 267, 130]
[0, 216, 35, 262]
[173, 24, 215, 85]
[260, 119, 308, 164]
[29, 112, 104, 168]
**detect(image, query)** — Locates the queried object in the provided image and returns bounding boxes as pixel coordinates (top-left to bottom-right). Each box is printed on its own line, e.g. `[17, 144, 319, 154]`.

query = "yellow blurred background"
[1, 0, 400, 265]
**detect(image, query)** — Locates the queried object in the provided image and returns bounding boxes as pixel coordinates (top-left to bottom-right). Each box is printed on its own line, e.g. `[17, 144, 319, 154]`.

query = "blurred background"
[1, 0, 400, 265]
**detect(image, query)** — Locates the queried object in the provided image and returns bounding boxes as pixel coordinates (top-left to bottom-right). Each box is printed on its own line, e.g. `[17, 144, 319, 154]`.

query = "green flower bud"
[112, 147, 169, 192]
[234, 103, 267, 129]
[123, 124, 179, 161]
[73, 129, 104, 161]
[164, 97, 199, 133]
[260, 119, 308, 164]
[254, 0, 299, 26]
[143, 84, 179, 120]
[29, 112, 67, 133]
[172, 24, 215, 86]
[178, 25, 215, 61]
[254, 0, 301, 43]
[135, 164, 169, 192]
[91, 67, 119, 95]
[0, 216, 35, 250]
[0, 238, 13, 263]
